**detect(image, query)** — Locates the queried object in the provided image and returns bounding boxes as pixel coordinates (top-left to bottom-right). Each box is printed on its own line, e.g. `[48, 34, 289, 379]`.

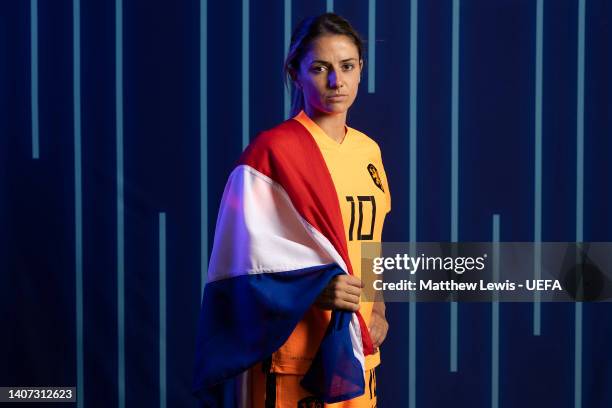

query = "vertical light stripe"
[575, 300, 583, 408]
[576, 3, 585, 244]
[326, 0, 333, 13]
[450, 0, 460, 373]
[242, 0, 249, 149]
[368, 0, 376, 93]
[574, 1, 585, 407]
[492, 214, 500, 408]
[115, 0, 125, 407]
[72, 0, 84, 406]
[200, 0, 209, 296]
[31, 0, 39, 159]
[408, 2, 418, 407]
[408, 290, 416, 408]
[409, 0, 418, 243]
[533, 0, 544, 336]
[159, 213, 167, 408]
[450, 301, 457, 372]
[283, 0, 291, 119]
[450, 0, 460, 244]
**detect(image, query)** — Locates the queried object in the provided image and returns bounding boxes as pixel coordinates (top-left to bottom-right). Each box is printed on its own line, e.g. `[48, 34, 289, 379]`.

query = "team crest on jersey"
[297, 396, 323, 408]
[367, 163, 385, 192]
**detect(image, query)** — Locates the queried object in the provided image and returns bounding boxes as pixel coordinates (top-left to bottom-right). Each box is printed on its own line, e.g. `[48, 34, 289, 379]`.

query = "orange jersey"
[271, 111, 391, 375]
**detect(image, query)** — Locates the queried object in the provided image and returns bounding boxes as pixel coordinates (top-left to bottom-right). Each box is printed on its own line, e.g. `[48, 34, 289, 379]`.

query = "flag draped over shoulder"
[193, 119, 374, 407]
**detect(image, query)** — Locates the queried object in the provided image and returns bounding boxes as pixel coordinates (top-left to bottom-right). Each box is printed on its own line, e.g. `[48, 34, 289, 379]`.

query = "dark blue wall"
[1, 0, 611, 407]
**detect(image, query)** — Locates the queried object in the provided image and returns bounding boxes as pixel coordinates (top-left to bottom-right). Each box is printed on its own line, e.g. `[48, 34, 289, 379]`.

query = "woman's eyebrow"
[311, 57, 357, 64]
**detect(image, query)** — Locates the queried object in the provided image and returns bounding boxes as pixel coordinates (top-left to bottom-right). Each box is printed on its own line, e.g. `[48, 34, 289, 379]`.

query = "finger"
[346, 275, 364, 288]
[376, 325, 388, 346]
[336, 300, 360, 312]
[372, 337, 380, 349]
[339, 292, 360, 306]
[340, 283, 362, 297]
[369, 326, 381, 348]
[337, 274, 363, 288]
[368, 316, 388, 347]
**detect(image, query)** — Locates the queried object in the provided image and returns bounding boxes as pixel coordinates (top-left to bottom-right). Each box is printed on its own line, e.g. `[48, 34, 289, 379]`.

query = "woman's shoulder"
[249, 119, 304, 149]
[239, 118, 317, 164]
[347, 126, 383, 155]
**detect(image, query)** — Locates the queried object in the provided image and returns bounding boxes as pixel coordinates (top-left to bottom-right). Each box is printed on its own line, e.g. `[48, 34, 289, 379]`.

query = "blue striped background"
[1, 1, 611, 407]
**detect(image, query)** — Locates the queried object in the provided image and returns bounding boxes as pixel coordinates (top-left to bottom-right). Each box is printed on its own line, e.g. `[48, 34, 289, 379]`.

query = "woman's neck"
[304, 107, 347, 144]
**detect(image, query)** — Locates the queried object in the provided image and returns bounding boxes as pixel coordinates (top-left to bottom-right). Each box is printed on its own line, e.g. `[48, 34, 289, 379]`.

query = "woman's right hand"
[314, 274, 363, 312]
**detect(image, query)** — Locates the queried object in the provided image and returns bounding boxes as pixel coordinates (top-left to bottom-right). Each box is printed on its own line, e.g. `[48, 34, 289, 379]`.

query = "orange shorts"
[249, 360, 377, 408]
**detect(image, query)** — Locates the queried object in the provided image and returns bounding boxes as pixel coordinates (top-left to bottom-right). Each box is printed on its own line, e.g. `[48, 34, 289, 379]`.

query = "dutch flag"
[193, 119, 374, 407]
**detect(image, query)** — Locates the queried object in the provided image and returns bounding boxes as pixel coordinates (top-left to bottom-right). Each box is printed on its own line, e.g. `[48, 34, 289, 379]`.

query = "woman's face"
[295, 34, 363, 115]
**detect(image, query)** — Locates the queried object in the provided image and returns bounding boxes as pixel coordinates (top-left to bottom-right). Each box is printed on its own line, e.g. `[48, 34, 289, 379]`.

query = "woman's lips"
[327, 94, 348, 102]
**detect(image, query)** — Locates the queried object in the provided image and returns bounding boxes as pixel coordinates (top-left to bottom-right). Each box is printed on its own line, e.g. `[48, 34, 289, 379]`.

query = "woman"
[194, 13, 391, 408]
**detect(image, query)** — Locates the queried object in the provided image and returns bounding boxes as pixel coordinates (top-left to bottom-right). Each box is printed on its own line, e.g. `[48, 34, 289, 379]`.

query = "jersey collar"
[293, 110, 352, 151]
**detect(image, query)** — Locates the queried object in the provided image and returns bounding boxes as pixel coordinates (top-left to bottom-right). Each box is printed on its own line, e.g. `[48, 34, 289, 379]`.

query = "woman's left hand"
[368, 301, 389, 349]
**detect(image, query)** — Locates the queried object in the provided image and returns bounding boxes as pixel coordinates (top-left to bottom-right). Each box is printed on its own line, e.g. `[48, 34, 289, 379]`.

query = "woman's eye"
[311, 66, 326, 73]
[342, 64, 354, 71]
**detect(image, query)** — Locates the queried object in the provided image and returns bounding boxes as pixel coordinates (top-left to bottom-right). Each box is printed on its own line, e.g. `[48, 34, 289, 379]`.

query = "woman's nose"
[328, 70, 342, 89]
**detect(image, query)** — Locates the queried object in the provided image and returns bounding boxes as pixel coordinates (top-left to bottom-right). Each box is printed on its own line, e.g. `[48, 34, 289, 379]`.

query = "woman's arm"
[368, 300, 388, 349]
[314, 276, 389, 348]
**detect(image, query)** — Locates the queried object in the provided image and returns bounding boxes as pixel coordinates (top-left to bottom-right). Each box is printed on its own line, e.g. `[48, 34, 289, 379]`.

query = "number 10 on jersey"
[345, 195, 376, 241]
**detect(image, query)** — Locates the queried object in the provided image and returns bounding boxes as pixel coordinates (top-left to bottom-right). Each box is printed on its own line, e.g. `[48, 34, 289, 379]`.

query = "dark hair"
[284, 13, 365, 117]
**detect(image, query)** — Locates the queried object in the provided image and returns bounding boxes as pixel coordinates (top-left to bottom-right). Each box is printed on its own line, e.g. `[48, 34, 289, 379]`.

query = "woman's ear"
[359, 59, 364, 82]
